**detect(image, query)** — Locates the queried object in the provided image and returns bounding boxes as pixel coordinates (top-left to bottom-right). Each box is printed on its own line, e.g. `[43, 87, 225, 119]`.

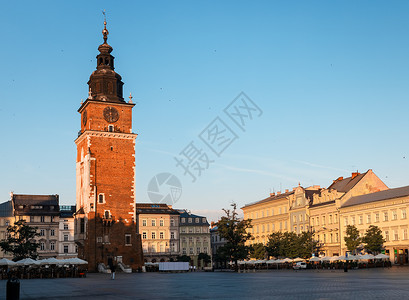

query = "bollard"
[6, 277, 20, 300]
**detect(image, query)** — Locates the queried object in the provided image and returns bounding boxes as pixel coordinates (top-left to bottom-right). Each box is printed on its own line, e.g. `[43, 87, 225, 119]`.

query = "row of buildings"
[242, 170, 409, 264]
[0, 195, 212, 268]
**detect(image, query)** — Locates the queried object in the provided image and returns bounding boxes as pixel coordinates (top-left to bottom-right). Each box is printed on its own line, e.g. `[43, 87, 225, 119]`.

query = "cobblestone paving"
[2, 267, 409, 299]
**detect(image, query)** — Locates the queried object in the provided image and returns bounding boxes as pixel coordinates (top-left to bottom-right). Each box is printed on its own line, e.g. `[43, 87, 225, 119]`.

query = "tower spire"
[102, 9, 109, 44]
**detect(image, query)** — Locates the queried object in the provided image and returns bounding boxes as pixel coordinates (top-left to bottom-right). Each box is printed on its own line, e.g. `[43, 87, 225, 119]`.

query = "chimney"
[351, 171, 360, 179]
[277, 191, 281, 195]
[336, 176, 343, 182]
[270, 192, 275, 197]
[285, 189, 289, 193]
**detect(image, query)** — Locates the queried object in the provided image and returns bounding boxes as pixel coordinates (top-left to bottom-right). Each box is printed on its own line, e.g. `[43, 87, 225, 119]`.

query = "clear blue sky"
[1, 1, 409, 222]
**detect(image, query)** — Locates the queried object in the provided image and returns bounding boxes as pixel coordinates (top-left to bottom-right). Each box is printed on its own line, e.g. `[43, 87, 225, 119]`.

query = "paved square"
[2, 268, 409, 299]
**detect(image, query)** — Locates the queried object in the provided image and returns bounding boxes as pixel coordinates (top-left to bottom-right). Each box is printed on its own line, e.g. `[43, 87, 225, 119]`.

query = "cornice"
[78, 99, 135, 113]
[75, 130, 137, 144]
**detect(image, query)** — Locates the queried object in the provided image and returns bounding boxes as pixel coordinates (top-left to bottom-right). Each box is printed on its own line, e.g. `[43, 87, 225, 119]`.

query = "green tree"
[363, 225, 385, 254]
[0, 219, 40, 261]
[344, 225, 361, 255]
[198, 252, 211, 267]
[266, 232, 283, 258]
[250, 243, 266, 260]
[176, 255, 191, 262]
[216, 203, 253, 271]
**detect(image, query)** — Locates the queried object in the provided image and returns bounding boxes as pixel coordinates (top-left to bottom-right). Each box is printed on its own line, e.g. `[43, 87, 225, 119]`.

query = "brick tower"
[74, 20, 143, 271]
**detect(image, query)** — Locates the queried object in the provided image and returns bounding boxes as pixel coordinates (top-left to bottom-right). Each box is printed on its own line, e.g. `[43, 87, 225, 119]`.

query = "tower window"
[108, 125, 114, 132]
[104, 210, 111, 219]
[98, 193, 105, 204]
[110, 146, 113, 151]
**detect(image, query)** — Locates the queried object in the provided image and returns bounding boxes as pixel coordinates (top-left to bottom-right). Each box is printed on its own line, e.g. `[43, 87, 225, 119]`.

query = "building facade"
[179, 211, 211, 268]
[210, 223, 227, 268]
[0, 200, 14, 259]
[74, 20, 143, 271]
[58, 205, 77, 259]
[340, 186, 409, 264]
[136, 203, 180, 263]
[12, 194, 60, 259]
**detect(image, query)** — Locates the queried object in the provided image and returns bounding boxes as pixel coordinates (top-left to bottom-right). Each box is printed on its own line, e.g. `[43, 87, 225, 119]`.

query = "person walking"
[108, 256, 116, 280]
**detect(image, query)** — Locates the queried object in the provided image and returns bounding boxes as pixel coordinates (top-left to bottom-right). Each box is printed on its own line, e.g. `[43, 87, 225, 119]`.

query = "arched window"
[108, 125, 114, 132]
[98, 194, 104, 204]
[104, 210, 110, 219]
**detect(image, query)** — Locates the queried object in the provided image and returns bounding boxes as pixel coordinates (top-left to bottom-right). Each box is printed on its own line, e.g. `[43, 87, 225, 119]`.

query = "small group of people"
[189, 265, 197, 272]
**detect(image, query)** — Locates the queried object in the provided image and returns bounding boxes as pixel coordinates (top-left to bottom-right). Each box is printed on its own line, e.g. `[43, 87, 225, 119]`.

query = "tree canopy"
[216, 203, 253, 271]
[0, 219, 40, 261]
[344, 225, 361, 255]
[249, 243, 266, 260]
[266, 231, 320, 258]
[363, 225, 385, 254]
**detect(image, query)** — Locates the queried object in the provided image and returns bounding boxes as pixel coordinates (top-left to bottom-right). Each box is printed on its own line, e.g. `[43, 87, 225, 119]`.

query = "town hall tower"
[74, 20, 143, 271]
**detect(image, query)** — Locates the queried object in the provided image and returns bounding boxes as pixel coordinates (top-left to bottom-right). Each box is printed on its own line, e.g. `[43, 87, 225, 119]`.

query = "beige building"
[309, 170, 388, 256]
[289, 186, 321, 234]
[58, 205, 77, 259]
[136, 203, 180, 263]
[340, 186, 409, 264]
[242, 190, 292, 245]
[179, 211, 211, 268]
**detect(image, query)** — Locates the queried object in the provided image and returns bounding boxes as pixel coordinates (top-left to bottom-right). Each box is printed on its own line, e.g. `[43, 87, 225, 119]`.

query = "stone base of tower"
[75, 212, 144, 272]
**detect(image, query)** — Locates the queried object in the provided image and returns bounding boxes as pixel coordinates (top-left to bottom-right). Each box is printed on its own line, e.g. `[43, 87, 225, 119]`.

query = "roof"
[342, 186, 409, 208]
[135, 203, 180, 215]
[179, 211, 210, 226]
[327, 172, 367, 193]
[12, 194, 59, 206]
[60, 205, 76, 218]
[0, 201, 13, 217]
[242, 191, 294, 209]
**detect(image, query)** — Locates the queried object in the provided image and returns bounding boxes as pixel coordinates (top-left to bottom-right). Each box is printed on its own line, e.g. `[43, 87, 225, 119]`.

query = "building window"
[197, 247, 201, 254]
[30, 216, 34, 222]
[394, 230, 399, 241]
[64, 245, 69, 253]
[170, 219, 175, 226]
[159, 232, 164, 239]
[104, 210, 110, 219]
[125, 234, 131, 245]
[322, 216, 326, 225]
[279, 222, 282, 230]
[64, 224, 68, 230]
[50, 216, 54, 222]
[97, 237, 103, 243]
[344, 217, 348, 226]
[98, 194, 105, 204]
[195, 218, 200, 223]
[40, 242, 45, 251]
[182, 248, 186, 254]
[50, 229, 55, 236]
[80, 218, 85, 233]
[351, 216, 355, 225]
[108, 125, 114, 132]
[392, 211, 397, 220]
[40, 216, 45, 223]
[384, 212, 388, 221]
[359, 216, 363, 225]
[385, 231, 389, 242]
[189, 248, 194, 254]
[64, 234, 69, 241]
[335, 233, 339, 242]
[151, 232, 156, 239]
[329, 215, 332, 224]
[160, 219, 164, 226]
[403, 229, 408, 240]
[262, 225, 265, 233]
[271, 209, 274, 216]
[312, 218, 315, 226]
[402, 209, 407, 219]
[189, 237, 193, 243]
[170, 231, 175, 239]
[142, 219, 147, 226]
[316, 217, 320, 226]
[50, 242, 55, 251]
[334, 214, 338, 223]
[181, 218, 186, 223]
[142, 232, 147, 239]
[367, 214, 371, 224]
[202, 218, 206, 222]
[375, 213, 380, 223]
[151, 219, 156, 226]
[188, 218, 192, 223]
[40, 229, 45, 236]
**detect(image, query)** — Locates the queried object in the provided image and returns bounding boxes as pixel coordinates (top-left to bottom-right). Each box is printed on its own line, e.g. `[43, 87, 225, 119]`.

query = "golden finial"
[88, 88, 92, 99]
[129, 92, 133, 103]
[102, 9, 109, 44]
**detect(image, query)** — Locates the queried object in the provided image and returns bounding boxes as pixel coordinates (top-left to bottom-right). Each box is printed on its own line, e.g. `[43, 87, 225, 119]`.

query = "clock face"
[103, 106, 119, 123]
[82, 110, 87, 126]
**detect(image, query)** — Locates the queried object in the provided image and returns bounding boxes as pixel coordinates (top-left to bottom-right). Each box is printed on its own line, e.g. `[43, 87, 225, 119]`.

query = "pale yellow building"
[309, 170, 388, 256]
[242, 190, 295, 245]
[136, 203, 180, 263]
[340, 186, 409, 264]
